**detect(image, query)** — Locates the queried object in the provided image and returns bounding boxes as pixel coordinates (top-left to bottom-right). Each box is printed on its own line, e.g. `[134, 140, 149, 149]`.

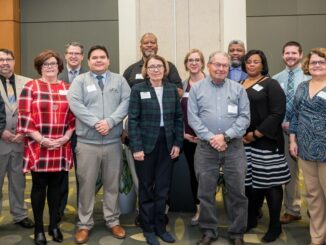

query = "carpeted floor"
[0, 172, 310, 245]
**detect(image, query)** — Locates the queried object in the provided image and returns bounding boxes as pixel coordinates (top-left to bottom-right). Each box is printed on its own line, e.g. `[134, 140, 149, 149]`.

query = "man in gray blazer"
[0, 48, 34, 228]
[58, 42, 87, 222]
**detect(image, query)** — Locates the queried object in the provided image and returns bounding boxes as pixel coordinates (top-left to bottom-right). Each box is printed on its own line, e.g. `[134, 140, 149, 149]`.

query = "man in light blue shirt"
[273, 41, 310, 225]
[188, 51, 250, 245]
[227, 40, 247, 82]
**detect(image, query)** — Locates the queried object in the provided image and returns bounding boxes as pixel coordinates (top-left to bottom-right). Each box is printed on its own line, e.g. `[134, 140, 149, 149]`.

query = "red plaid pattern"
[17, 79, 75, 172]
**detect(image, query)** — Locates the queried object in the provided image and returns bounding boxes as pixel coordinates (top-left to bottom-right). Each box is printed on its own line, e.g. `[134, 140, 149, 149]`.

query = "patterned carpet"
[0, 172, 310, 244]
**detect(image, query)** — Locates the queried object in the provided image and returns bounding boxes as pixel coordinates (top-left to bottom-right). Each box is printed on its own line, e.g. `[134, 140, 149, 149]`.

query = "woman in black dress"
[241, 50, 290, 242]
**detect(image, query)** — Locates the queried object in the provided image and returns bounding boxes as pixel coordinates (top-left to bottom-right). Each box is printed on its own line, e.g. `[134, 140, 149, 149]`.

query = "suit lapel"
[0, 80, 14, 112]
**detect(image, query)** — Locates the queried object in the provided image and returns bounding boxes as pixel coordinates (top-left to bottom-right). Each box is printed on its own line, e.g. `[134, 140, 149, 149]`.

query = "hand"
[11, 133, 24, 143]
[282, 122, 290, 133]
[1, 130, 15, 143]
[53, 135, 70, 147]
[184, 133, 197, 143]
[170, 146, 180, 159]
[210, 134, 227, 152]
[41, 138, 61, 149]
[289, 141, 298, 158]
[95, 120, 110, 135]
[243, 132, 255, 144]
[133, 151, 145, 161]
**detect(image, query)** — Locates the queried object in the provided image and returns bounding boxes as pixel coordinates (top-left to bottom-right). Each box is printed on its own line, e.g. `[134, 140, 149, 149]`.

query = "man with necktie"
[273, 41, 311, 224]
[0, 48, 34, 228]
[57, 42, 87, 222]
[68, 45, 130, 243]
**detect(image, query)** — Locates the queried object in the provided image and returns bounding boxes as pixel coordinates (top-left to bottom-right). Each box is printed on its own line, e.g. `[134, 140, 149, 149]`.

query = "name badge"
[140, 91, 151, 99]
[317, 91, 326, 100]
[252, 84, 263, 91]
[87, 84, 97, 92]
[228, 104, 238, 114]
[135, 73, 144, 79]
[59, 90, 68, 95]
[183, 92, 189, 98]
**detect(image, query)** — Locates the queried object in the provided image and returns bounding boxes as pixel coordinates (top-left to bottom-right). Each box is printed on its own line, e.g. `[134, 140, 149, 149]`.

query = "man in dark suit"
[58, 42, 87, 83]
[58, 42, 87, 221]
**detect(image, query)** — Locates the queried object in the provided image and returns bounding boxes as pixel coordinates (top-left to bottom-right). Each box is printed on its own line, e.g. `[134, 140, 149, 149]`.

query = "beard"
[231, 59, 242, 67]
[143, 50, 156, 58]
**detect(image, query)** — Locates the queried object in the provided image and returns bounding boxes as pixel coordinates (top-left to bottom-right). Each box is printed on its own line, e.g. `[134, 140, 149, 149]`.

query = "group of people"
[0, 33, 326, 245]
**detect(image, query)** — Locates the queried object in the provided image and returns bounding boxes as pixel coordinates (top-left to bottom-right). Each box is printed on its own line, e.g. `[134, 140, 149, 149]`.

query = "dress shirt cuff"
[225, 129, 236, 139]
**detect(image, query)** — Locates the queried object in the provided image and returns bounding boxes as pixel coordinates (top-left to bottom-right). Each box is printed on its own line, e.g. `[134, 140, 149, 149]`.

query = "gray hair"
[208, 51, 230, 64]
[65, 41, 84, 54]
[228, 40, 245, 51]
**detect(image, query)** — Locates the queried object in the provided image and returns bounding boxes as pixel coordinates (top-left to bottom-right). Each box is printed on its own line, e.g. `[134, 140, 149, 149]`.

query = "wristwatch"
[223, 133, 231, 144]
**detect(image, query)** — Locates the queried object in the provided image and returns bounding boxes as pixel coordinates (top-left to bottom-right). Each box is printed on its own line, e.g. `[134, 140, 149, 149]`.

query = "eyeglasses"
[66, 52, 82, 56]
[187, 58, 201, 64]
[42, 62, 58, 68]
[309, 60, 326, 66]
[245, 60, 262, 65]
[209, 62, 229, 69]
[147, 64, 164, 71]
[0, 58, 14, 63]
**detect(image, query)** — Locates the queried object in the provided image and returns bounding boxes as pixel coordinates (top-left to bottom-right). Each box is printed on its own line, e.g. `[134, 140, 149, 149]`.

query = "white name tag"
[252, 84, 263, 91]
[135, 73, 144, 79]
[183, 92, 189, 98]
[140, 91, 151, 99]
[228, 104, 238, 114]
[317, 91, 326, 100]
[87, 84, 97, 92]
[59, 90, 68, 95]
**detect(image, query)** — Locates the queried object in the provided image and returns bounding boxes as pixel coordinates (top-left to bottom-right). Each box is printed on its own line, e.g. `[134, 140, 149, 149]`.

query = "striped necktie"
[6, 79, 16, 104]
[285, 70, 295, 122]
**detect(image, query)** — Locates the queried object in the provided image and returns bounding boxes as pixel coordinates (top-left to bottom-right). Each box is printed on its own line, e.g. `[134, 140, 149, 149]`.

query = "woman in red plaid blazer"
[17, 50, 75, 245]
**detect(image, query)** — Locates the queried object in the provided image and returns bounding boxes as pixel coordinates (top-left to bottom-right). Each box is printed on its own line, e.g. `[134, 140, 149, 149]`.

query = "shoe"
[111, 225, 126, 239]
[75, 229, 89, 244]
[49, 228, 63, 242]
[280, 213, 301, 224]
[196, 234, 218, 245]
[157, 232, 175, 243]
[144, 232, 159, 245]
[15, 217, 35, 228]
[34, 232, 47, 245]
[261, 228, 282, 243]
[231, 238, 244, 245]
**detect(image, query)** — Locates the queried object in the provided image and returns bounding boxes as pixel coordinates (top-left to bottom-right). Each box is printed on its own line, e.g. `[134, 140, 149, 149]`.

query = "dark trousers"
[183, 139, 199, 205]
[135, 128, 173, 234]
[246, 185, 283, 231]
[31, 171, 67, 233]
[59, 132, 78, 215]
